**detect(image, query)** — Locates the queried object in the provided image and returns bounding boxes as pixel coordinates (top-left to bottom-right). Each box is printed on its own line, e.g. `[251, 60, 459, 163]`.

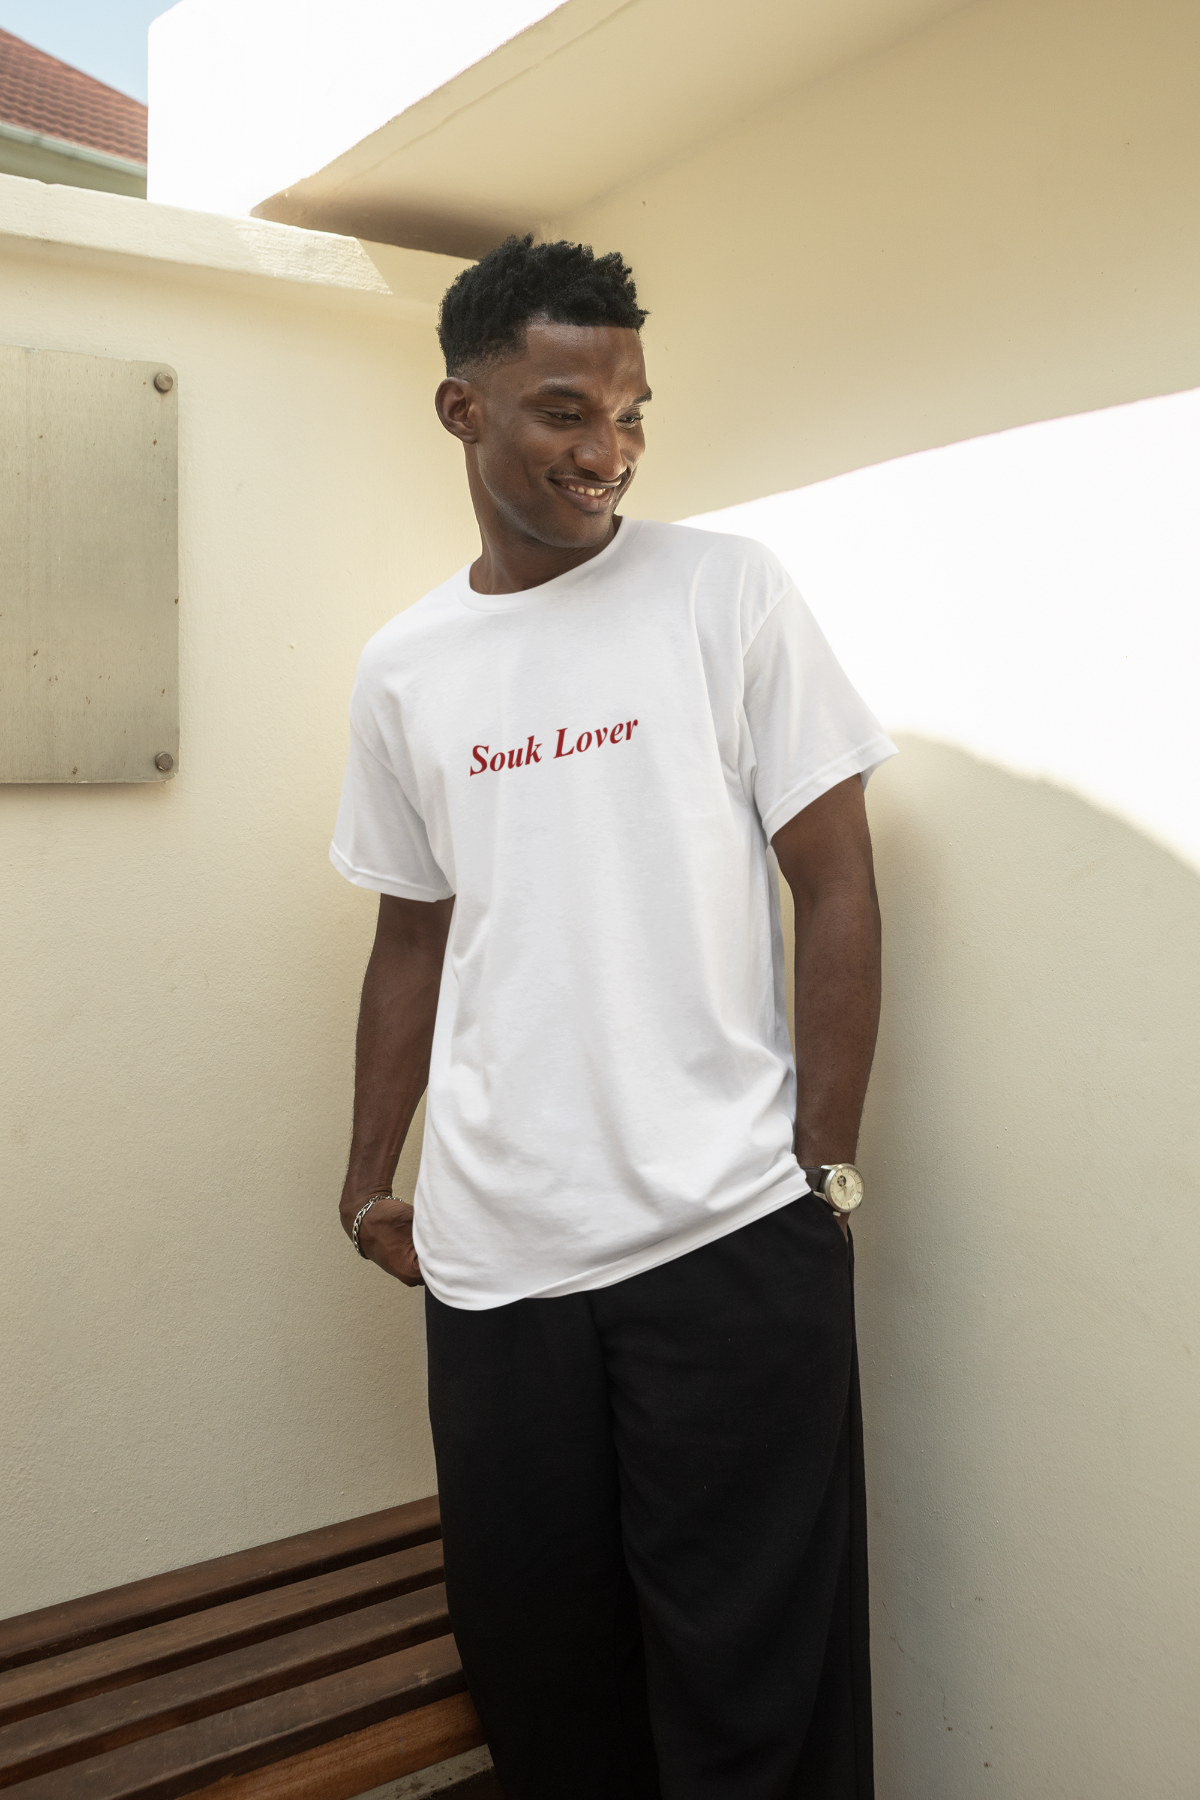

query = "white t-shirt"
[331, 519, 896, 1310]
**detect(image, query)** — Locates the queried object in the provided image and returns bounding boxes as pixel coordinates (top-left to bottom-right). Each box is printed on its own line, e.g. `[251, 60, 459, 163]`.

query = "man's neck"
[469, 517, 621, 595]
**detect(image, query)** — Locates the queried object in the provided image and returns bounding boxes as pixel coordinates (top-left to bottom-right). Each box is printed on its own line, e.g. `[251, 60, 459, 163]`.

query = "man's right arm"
[339, 893, 454, 1285]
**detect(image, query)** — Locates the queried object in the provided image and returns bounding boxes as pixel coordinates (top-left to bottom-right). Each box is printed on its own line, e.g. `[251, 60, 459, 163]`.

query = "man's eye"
[619, 413, 644, 426]
[548, 411, 582, 422]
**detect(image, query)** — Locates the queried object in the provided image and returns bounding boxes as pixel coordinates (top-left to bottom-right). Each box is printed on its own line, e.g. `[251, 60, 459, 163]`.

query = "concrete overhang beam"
[250, 0, 974, 257]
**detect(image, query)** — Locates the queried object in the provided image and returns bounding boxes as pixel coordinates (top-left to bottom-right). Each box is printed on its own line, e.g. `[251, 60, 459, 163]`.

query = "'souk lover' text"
[470, 720, 640, 778]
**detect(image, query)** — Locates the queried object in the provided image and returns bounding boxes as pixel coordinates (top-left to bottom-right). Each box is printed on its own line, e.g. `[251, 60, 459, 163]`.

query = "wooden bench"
[0, 1496, 498, 1799]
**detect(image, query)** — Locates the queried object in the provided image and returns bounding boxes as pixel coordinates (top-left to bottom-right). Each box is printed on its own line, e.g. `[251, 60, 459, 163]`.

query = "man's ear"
[435, 377, 480, 444]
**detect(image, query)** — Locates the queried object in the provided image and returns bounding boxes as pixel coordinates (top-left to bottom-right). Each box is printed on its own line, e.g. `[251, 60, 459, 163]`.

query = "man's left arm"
[772, 775, 882, 1233]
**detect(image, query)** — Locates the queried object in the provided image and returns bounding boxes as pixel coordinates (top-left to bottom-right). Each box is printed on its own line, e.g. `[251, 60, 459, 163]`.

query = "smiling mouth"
[551, 475, 626, 500]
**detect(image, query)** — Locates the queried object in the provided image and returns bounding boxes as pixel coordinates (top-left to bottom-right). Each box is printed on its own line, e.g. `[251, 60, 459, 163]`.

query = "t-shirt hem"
[758, 733, 898, 841]
[420, 1172, 814, 1311]
[328, 841, 453, 902]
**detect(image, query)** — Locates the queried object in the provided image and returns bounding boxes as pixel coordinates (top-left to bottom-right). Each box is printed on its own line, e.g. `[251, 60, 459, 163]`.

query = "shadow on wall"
[851, 737, 1200, 1798]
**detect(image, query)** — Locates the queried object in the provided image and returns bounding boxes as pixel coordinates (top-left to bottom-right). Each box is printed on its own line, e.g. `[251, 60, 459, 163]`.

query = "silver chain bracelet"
[352, 1191, 394, 1259]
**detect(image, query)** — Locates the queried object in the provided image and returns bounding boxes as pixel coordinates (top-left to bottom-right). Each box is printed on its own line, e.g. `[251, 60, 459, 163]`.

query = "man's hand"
[356, 1195, 423, 1286]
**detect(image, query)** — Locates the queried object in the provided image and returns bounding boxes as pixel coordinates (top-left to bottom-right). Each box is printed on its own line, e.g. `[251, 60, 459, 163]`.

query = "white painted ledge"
[0, 172, 469, 319]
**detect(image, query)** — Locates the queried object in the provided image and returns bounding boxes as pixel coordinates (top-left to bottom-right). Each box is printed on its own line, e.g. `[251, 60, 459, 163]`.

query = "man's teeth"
[563, 483, 610, 497]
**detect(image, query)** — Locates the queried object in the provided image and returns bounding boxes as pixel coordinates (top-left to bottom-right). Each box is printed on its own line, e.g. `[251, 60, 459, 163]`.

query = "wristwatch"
[802, 1164, 864, 1216]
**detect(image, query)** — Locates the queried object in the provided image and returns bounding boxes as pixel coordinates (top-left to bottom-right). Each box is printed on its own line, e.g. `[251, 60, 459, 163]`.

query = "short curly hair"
[438, 235, 647, 376]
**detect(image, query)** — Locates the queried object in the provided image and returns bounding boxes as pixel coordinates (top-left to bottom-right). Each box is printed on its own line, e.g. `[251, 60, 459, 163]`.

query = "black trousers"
[425, 1196, 874, 1800]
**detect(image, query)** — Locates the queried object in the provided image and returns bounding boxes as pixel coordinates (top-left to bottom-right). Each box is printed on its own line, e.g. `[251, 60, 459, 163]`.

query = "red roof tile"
[0, 27, 147, 164]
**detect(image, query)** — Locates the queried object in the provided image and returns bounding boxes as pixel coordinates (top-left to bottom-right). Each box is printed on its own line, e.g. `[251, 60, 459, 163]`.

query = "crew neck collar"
[453, 516, 643, 615]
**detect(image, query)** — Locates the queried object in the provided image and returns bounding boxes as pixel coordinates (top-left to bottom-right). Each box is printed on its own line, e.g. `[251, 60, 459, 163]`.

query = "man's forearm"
[791, 884, 881, 1165]
[339, 895, 454, 1229]
[339, 967, 433, 1213]
[772, 776, 882, 1169]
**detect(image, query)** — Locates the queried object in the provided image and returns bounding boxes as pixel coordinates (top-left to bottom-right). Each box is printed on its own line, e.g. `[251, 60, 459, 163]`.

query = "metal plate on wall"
[0, 346, 178, 783]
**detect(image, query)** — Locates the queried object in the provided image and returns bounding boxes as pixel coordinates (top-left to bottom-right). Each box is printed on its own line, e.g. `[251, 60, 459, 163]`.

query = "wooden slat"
[0, 1544, 444, 1729]
[0, 1588, 451, 1788]
[5, 1637, 466, 1800]
[180, 1693, 486, 1800]
[0, 1500, 441, 1675]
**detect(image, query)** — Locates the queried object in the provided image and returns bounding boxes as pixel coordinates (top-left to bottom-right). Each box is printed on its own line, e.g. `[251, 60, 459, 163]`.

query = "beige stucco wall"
[859, 748, 1198, 1796]
[542, 0, 1200, 1791]
[769, 726, 1200, 1800]
[0, 181, 477, 1615]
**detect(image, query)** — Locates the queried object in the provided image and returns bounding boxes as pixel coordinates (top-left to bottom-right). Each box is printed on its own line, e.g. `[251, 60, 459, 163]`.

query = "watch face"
[825, 1165, 864, 1213]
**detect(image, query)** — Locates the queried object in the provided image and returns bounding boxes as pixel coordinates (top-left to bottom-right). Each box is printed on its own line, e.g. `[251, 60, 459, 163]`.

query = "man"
[331, 236, 895, 1799]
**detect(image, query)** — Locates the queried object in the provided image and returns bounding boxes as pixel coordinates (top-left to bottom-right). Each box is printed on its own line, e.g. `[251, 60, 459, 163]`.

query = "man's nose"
[572, 422, 626, 482]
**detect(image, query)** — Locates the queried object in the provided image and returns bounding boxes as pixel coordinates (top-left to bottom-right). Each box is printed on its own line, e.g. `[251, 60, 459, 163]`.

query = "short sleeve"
[329, 723, 454, 901]
[743, 587, 897, 840]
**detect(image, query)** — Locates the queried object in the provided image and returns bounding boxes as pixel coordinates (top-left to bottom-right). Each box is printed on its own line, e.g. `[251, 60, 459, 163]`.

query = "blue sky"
[1, 1, 172, 102]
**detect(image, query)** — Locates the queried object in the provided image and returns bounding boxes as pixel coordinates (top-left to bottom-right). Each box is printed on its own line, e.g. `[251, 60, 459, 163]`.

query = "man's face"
[439, 320, 650, 552]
